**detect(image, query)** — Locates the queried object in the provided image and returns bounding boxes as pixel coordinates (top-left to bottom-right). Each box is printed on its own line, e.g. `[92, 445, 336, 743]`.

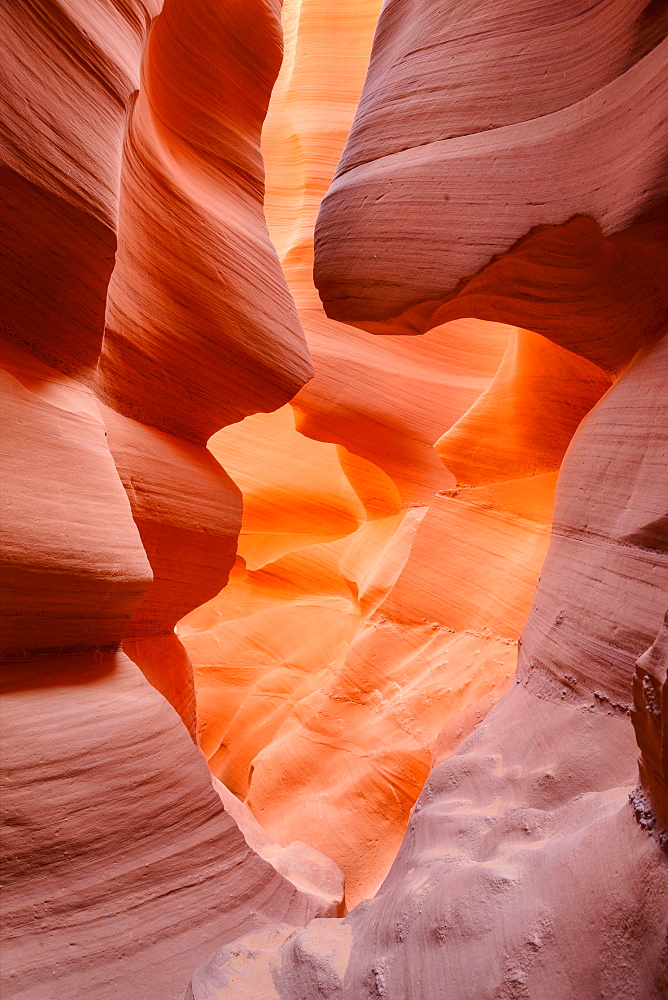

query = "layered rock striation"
[0, 3, 339, 999]
[180, 0, 625, 911]
[2, 0, 667, 998]
[186, 0, 668, 996]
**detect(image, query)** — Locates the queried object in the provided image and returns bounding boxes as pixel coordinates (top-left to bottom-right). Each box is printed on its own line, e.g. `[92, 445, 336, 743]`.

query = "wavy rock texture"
[0, 0, 159, 374]
[1, 3, 339, 999]
[181, 0, 617, 909]
[315, 3, 668, 361]
[187, 0, 668, 997]
[0, 341, 153, 655]
[262, 0, 507, 504]
[185, 324, 668, 1000]
[96, 0, 313, 442]
[3, 0, 667, 997]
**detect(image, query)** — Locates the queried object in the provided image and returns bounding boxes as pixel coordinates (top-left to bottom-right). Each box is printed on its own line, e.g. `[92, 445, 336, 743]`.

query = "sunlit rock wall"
[0, 4, 340, 999]
[187, 0, 668, 997]
[181, 0, 616, 908]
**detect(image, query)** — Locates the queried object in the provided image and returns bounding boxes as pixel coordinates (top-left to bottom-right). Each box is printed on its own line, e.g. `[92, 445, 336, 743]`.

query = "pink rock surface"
[336, 0, 662, 174]
[189, 689, 668, 1000]
[314, 9, 668, 366]
[631, 610, 668, 850]
[186, 1, 668, 996]
[0, 342, 152, 655]
[1, 651, 341, 1000]
[518, 332, 668, 710]
[0, 0, 158, 374]
[0, 3, 338, 998]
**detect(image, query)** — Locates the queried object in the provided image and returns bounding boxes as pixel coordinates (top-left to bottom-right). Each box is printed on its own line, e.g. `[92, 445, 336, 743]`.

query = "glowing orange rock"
[436, 328, 612, 486]
[263, 0, 512, 503]
[97, 0, 312, 442]
[183, 0, 614, 910]
[242, 476, 553, 903]
[187, 0, 668, 995]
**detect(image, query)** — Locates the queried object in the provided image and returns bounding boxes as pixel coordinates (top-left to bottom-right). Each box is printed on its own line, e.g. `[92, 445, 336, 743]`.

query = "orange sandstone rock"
[182, 0, 618, 910]
[263, 0, 512, 503]
[187, 1, 668, 996]
[436, 328, 612, 486]
[97, 0, 313, 442]
[179, 2, 610, 916]
[186, 321, 668, 1000]
[243, 478, 551, 903]
[101, 404, 242, 737]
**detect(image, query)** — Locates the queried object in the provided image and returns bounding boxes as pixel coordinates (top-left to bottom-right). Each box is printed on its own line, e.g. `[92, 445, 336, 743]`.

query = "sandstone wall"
[186, 1, 668, 996]
[0, 4, 340, 999]
[180, 0, 628, 911]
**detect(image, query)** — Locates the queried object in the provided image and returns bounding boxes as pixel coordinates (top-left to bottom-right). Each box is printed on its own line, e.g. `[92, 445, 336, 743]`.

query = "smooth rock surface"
[0, 342, 152, 655]
[314, 5, 668, 368]
[97, 0, 313, 442]
[187, 0, 668, 995]
[0, 0, 158, 373]
[0, 4, 337, 998]
[0, 652, 342, 1000]
[182, 0, 618, 908]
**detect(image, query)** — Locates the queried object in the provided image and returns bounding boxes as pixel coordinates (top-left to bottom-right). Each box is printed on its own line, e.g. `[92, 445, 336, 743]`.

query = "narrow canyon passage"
[178, 0, 615, 910]
[1, 2, 667, 999]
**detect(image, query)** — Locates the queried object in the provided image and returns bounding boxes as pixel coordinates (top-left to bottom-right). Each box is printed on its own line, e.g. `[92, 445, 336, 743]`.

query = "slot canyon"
[0, 0, 666, 997]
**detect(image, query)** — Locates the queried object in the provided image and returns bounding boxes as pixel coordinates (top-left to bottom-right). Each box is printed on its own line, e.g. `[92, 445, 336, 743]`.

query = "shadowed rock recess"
[1, 2, 666, 999]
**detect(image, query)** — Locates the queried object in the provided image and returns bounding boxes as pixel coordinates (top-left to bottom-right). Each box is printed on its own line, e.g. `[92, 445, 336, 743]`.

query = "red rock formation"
[315, 8, 668, 365]
[0, 341, 152, 655]
[96, 0, 313, 442]
[262, 0, 508, 504]
[0, 0, 159, 374]
[517, 334, 668, 711]
[179, 2, 520, 903]
[1, 650, 342, 1000]
[4, 0, 667, 996]
[99, 404, 242, 737]
[185, 328, 668, 1000]
[1, 3, 340, 999]
[186, 0, 668, 996]
[181, 0, 618, 910]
